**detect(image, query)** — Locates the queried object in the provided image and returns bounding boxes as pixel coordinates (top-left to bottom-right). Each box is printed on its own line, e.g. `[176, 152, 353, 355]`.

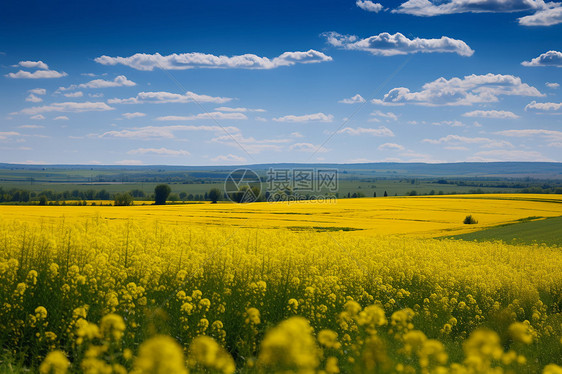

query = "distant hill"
[0, 162, 561, 179]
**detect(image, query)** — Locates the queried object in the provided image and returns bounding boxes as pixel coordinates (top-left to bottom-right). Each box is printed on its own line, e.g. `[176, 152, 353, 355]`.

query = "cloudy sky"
[1, 0, 561, 165]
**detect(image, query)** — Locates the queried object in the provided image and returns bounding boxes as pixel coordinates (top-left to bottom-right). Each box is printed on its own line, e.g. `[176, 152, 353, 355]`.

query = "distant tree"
[114, 193, 133, 206]
[373, 192, 376, 197]
[39, 195, 47, 206]
[179, 192, 187, 200]
[208, 188, 222, 203]
[129, 189, 145, 198]
[384, 191, 388, 197]
[168, 193, 179, 202]
[154, 184, 171, 205]
[187, 193, 194, 201]
[463, 215, 478, 225]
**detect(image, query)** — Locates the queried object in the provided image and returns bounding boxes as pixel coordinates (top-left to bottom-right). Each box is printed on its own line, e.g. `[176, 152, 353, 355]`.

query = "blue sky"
[1, 0, 561, 165]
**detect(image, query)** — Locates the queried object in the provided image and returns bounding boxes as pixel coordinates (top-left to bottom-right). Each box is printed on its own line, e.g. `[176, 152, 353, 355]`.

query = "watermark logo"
[225, 167, 338, 203]
[224, 168, 262, 203]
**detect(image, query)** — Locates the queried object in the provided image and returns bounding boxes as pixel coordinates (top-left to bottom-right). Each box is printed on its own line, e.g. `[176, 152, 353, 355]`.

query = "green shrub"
[464, 215, 478, 224]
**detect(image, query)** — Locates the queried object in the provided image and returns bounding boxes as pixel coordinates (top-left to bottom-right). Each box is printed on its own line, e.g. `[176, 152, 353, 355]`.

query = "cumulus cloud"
[19, 124, 44, 129]
[108, 91, 232, 104]
[0, 131, 21, 140]
[58, 75, 136, 91]
[371, 110, 398, 121]
[518, 3, 562, 25]
[25, 94, 43, 103]
[423, 134, 513, 148]
[19, 102, 115, 115]
[63, 91, 84, 98]
[54, 116, 69, 120]
[356, 0, 384, 12]
[127, 147, 191, 156]
[289, 143, 328, 153]
[99, 125, 239, 139]
[156, 112, 248, 121]
[462, 110, 519, 119]
[339, 94, 366, 104]
[122, 112, 146, 119]
[28, 88, 46, 95]
[522, 50, 562, 67]
[16, 61, 49, 70]
[211, 154, 247, 163]
[432, 120, 465, 127]
[496, 129, 562, 146]
[323, 32, 474, 56]
[214, 106, 266, 112]
[393, 0, 545, 16]
[272, 113, 334, 122]
[95, 50, 332, 70]
[378, 143, 405, 150]
[6, 70, 68, 79]
[211, 133, 288, 154]
[115, 160, 143, 165]
[546, 82, 560, 88]
[525, 101, 562, 112]
[468, 150, 553, 162]
[375, 73, 543, 106]
[30, 114, 45, 120]
[336, 126, 395, 136]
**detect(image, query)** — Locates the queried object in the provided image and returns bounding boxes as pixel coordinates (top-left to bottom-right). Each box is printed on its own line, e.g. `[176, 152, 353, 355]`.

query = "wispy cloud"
[99, 125, 239, 139]
[122, 112, 146, 119]
[127, 147, 191, 156]
[462, 110, 519, 119]
[211, 154, 246, 163]
[58, 75, 136, 91]
[18, 102, 115, 115]
[378, 142, 405, 150]
[156, 112, 248, 121]
[339, 94, 366, 104]
[272, 113, 334, 122]
[95, 50, 332, 70]
[393, 0, 545, 16]
[423, 134, 513, 148]
[108, 91, 232, 104]
[6, 60, 67, 79]
[525, 101, 562, 113]
[336, 126, 394, 136]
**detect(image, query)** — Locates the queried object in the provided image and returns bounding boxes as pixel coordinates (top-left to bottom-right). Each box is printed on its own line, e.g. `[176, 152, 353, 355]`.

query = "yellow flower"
[132, 335, 188, 374]
[245, 307, 261, 325]
[317, 329, 341, 350]
[100, 314, 126, 341]
[257, 316, 319, 372]
[508, 321, 534, 345]
[39, 351, 70, 374]
[543, 364, 562, 374]
[187, 335, 235, 374]
[35, 306, 48, 320]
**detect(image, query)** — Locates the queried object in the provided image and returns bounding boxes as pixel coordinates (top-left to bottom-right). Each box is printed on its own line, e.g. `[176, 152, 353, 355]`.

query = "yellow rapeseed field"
[0, 194, 561, 373]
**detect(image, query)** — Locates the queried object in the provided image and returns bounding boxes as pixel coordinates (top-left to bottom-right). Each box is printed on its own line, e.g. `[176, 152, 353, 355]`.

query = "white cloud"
[339, 94, 366, 104]
[30, 114, 45, 120]
[291, 132, 304, 138]
[54, 116, 69, 121]
[25, 94, 43, 103]
[16, 61, 49, 70]
[468, 150, 553, 162]
[525, 101, 562, 112]
[423, 134, 513, 148]
[63, 91, 84, 98]
[546, 82, 560, 88]
[432, 120, 465, 127]
[28, 88, 46, 95]
[89, 93, 104, 98]
[371, 98, 405, 106]
[99, 125, 239, 139]
[18, 124, 44, 129]
[0, 131, 20, 140]
[496, 129, 562, 146]
[156, 112, 248, 121]
[463, 110, 519, 119]
[272, 113, 334, 122]
[19, 102, 115, 115]
[127, 147, 191, 156]
[356, 0, 384, 12]
[371, 110, 398, 121]
[376, 73, 544, 106]
[522, 50, 562, 67]
[213, 106, 266, 112]
[108, 91, 232, 104]
[211, 154, 247, 163]
[323, 31, 474, 56]
[95, 50, 332, 70]
[115, 160, 143, 165]
[6, 70, 68, 79]
[58, 75, 136, 91]
[336, 126, 395, 136]
[289, 142, 328, 153]
[211, 133, 288, 154]
[378, 142, 405, 150]
[122, 112, 146, 119]
[519, 3, 562, 25]
[393, 0, 545, 16]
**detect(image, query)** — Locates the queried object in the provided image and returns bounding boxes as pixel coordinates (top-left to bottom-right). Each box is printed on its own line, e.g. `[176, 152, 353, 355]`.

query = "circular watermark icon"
[224, 168, 262, 203]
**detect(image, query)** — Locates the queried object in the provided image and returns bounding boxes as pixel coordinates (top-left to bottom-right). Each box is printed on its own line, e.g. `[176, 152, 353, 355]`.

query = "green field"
[446, 215, 562, 246]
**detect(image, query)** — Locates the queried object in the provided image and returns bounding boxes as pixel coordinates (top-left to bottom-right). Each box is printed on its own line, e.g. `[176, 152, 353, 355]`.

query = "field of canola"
[0, 194, 561, 373]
